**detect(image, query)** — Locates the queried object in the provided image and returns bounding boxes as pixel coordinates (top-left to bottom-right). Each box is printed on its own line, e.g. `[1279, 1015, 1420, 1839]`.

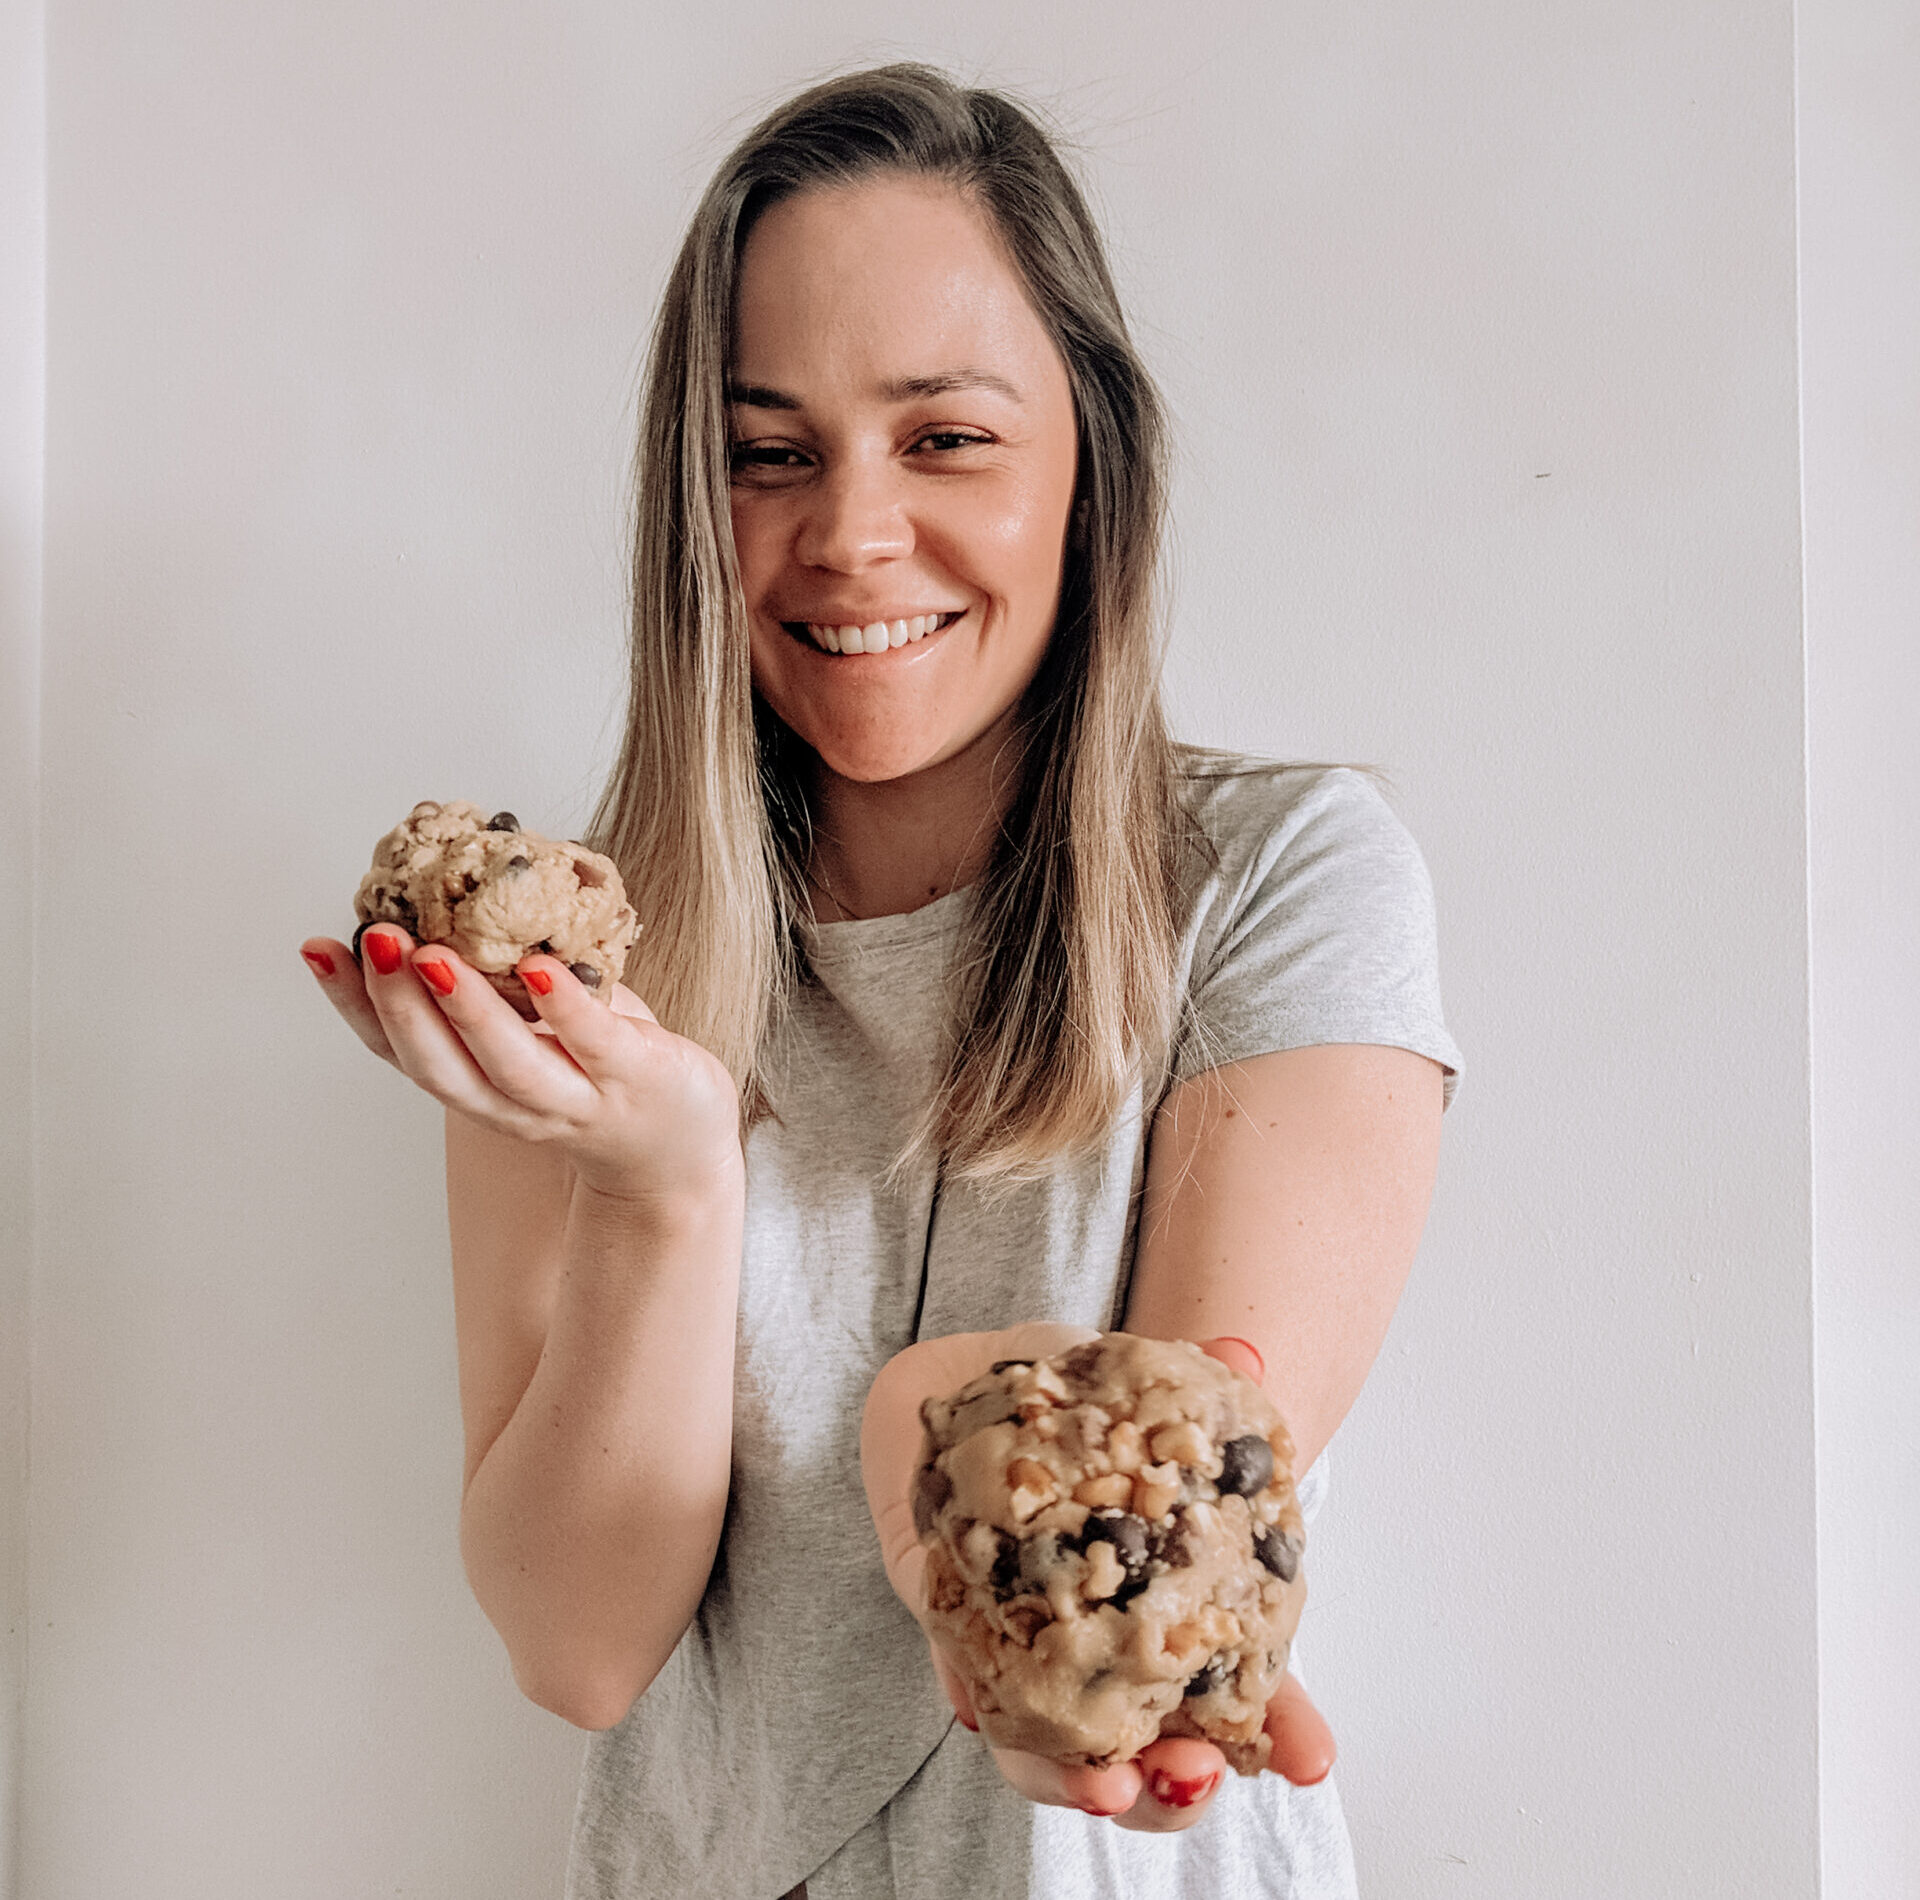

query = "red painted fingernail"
[1218, 1337, 1265, 1382]
[364, 933, 403, 976]
[955, 1708, 978, 1733]
[417, 959, 456, 997]
[522, 967, 553, 997]
[302, 949, 335, 977]
[1149, 1770, 1220, 1809]
[1076, 1802, 1117, 1818]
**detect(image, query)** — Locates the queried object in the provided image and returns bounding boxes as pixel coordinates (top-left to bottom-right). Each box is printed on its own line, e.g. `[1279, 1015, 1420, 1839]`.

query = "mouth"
[780, 610, 966, 656]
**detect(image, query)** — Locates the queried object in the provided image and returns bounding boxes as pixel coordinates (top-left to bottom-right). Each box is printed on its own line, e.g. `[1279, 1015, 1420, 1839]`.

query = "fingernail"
[302, 949, 335, 978]
[1076, 1802, 1118, 1818]
[364, 933, 404, 976]
[417, 959, 456, 997]
[1218, 1337, 1265, 1382]
[1149, 1769, 1220, 1809]
[955, 1708, 978, 1733]
[522, 967, 553, 997]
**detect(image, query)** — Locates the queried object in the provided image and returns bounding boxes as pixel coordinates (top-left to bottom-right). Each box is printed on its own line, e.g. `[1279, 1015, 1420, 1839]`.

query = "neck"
[806, 723, 1024, 923]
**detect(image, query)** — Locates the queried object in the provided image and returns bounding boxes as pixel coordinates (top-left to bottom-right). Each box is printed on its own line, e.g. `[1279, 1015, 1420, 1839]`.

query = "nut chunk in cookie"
[915, 1333, 1306, 1774]
[354, 801, 639, 1018]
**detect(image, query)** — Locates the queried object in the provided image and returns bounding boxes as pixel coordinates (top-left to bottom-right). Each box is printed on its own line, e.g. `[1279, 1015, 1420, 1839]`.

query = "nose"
[794, 454, 914, 572]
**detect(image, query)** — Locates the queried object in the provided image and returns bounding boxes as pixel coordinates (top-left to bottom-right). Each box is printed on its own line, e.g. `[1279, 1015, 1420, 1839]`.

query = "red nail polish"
[1218, 1337, 1266, 1382]
[955, 1708, 978, 1733]
[364, 933, 403, 976]
[1149, 1770, 1220, 1809]
[302, 949, 335, 978]
[417, 959, 456, 997]
[523, 967, 553, 997]
[1076, 1802, 1116, 1818]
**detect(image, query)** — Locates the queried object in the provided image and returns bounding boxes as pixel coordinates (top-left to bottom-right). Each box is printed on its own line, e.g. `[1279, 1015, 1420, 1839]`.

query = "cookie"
[354, 802, 638, 1018]
[914, 1334, 1305, 1774]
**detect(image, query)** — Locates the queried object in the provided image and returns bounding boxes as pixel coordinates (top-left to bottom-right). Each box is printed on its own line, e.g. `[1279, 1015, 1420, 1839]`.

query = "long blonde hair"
[590, 64, 1192, 1181]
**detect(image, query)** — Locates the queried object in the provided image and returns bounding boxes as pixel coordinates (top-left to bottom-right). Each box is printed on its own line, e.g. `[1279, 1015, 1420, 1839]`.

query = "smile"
[784, 611, 965, 655]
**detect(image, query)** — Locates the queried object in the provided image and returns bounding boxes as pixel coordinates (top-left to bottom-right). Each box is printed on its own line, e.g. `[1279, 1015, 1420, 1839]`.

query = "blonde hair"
[590, 64, 1192, 1181]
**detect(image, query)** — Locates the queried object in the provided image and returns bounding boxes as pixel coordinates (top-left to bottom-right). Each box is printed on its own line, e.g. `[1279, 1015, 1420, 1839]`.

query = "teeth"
[804, 612, 952, 653]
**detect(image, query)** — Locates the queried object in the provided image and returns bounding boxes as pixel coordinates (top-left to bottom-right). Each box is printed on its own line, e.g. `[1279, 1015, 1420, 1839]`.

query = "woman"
[303, 65, 1458, 1900]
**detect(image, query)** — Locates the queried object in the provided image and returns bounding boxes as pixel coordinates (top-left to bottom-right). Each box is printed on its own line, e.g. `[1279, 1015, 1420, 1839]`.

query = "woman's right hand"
[299, 927, 742, 1201]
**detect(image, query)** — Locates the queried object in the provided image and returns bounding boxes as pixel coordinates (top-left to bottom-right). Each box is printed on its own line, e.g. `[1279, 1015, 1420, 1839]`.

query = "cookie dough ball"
[914, 1334, 1306, 1775]
[355, 801, 639, 1018]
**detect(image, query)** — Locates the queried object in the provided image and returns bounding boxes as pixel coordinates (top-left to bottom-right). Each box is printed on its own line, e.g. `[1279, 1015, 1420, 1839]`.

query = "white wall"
[1, 4, 46, 1898]
[20, 3, 1822, 1895]
[1801, 2, 1920, 1894]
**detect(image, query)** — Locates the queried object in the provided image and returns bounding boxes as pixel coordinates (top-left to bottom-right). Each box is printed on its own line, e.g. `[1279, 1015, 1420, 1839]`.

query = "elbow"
[512, 1655, 652, 1732]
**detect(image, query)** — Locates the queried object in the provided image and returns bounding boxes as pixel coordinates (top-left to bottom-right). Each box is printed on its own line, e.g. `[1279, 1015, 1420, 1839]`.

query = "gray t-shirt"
[566, 759, 1462, 1900]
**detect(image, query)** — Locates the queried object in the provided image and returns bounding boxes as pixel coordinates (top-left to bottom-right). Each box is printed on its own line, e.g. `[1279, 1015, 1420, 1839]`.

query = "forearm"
[1122, 1045, 1444, 1476]
[458, 1172, 743, 1728]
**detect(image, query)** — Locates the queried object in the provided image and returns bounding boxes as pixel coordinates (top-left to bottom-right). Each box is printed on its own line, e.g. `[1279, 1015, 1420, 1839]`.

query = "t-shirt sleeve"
[1171, 767, 1463, 1105]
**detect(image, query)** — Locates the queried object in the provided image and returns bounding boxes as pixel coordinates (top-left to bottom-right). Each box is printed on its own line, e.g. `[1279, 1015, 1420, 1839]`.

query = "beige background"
[3, 0, 1912, 1894]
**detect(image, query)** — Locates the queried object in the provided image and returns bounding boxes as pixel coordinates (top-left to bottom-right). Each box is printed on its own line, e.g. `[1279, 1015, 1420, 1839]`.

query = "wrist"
[571, 1147, 745, 1228]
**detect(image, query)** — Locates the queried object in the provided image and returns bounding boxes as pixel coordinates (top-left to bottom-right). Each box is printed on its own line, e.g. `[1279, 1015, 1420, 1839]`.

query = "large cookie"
[354, 801, 638, 1018]
[914, 1334, 1305, 1774]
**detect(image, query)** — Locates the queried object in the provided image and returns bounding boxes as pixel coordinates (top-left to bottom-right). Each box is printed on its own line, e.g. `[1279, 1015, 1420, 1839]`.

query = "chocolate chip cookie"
[355, 802, 638, 1017]
[915, 1334, 1306, 1774]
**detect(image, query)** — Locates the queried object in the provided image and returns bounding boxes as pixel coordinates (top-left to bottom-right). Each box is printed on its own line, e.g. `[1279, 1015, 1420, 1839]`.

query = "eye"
[911, 429, 993, 455]
[729, 441, 813, 485]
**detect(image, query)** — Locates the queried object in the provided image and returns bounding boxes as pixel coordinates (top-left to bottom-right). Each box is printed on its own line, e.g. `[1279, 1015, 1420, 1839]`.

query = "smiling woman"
[302, 61, 1459, 1900]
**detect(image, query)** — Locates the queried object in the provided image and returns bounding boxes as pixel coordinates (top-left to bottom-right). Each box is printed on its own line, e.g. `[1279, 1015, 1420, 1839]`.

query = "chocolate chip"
[568, 961, 602, 990]
[389, 892, 419, 929]
[350, 920, 372, 964]
[1058, 1342, 1104, 1383]
[1185, 1653, 1233, 1698]
[506, 854, 531, 871]
[911, 1463, 951, 1538]
[1254, 1525, 1300, 1582]
[486, 811, 519, 831]
[1217, 1435, 1274, 1497]
[988, 1530, 1020, 1599]
[989, 1359, 1033, 1375]
[535, 940, 554, 954]
[1080, 1511, 1150, 1572]
[1149, 1515, 1192, 1569]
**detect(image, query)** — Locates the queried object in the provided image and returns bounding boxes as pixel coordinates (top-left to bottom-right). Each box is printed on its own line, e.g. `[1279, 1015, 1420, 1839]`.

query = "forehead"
[731, 176, 1064, 393]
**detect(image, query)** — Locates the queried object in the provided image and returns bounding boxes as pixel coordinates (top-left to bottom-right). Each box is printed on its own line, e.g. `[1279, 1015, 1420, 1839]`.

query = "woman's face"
[728, 176, 1080, 789]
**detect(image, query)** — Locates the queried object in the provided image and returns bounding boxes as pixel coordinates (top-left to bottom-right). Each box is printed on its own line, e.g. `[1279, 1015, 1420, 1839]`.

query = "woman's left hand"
[860, 1329, 1336, 1832]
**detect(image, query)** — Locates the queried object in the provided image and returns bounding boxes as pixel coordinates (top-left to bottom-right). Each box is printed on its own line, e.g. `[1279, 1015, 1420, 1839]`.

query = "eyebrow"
[726, 369, 1026, 410]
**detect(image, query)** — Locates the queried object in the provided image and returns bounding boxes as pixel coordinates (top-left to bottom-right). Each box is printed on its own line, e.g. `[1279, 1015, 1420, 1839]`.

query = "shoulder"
[1167, 747, 1461, 1096]
[1173, 747, 1428, 910]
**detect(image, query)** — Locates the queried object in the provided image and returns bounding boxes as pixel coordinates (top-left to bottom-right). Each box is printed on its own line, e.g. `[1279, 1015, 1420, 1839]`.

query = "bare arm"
[303, 926, 744, 1729]
[1124, 1042, 1446, 1475]
[448, 1115, 741, 1729]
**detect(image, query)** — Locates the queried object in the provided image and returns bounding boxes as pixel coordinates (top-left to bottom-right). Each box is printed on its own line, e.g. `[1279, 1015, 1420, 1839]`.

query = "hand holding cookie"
[302, 802, 739, 1201]
[863, 1329, 1335, 1832]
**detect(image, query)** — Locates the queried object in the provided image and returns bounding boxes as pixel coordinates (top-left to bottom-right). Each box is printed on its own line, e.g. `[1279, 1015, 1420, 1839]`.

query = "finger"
[515, 952, 642, 1084]
[1196, 1334, 1266, 1387]
[358, 929, 558, 1128]
[988, 1746, 1142, 1819]
[608, 983, 657, 1024]
[301, 936, 397, 1064]
[928, 1643, 979, 1732]
[407, 945, 601, 1116]
[1110, 1735, 1226, 1833]
[1263, 1672, 1336, 1786]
